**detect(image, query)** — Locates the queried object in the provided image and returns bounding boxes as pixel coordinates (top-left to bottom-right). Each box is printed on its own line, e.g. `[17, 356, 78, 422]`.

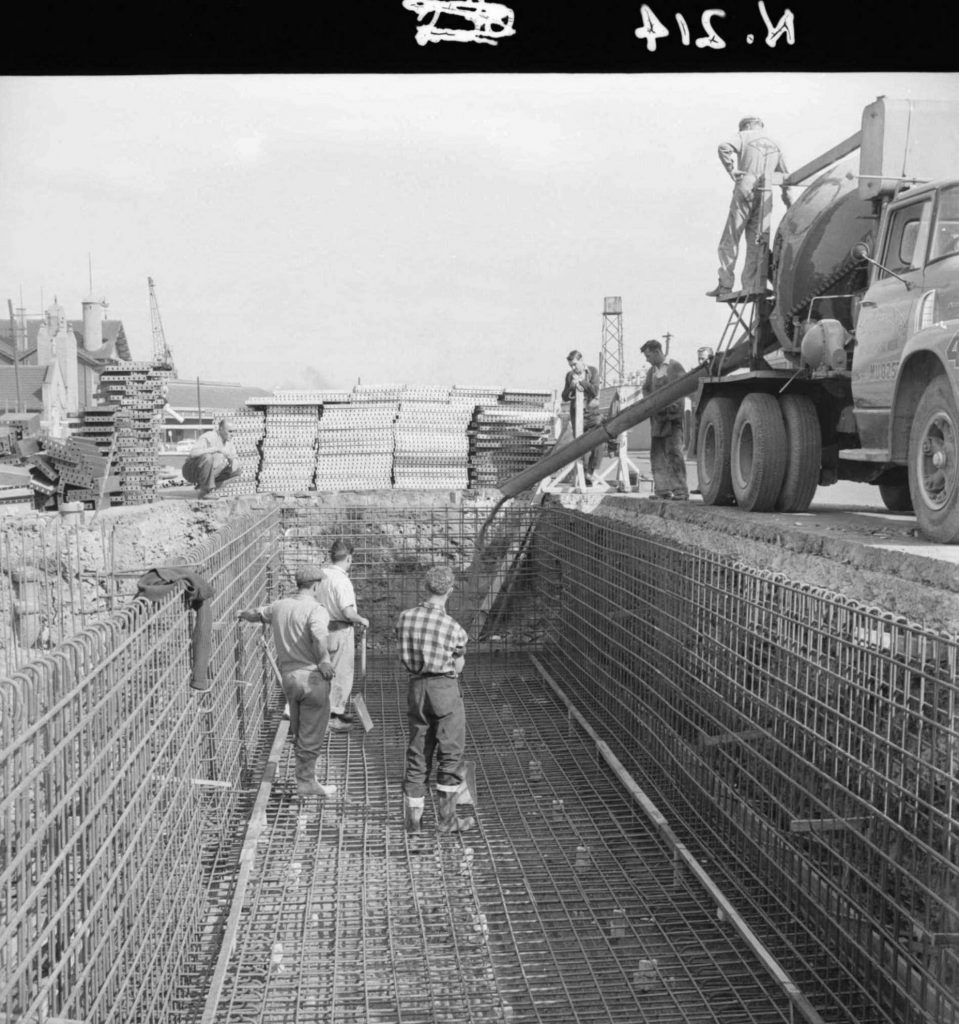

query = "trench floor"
[207, 652, 803, 1023]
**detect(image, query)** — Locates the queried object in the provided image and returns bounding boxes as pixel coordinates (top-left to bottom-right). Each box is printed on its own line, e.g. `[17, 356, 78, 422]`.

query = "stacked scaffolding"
[258, 402, 320, 493]
[468, 406, 555, 488]
[314, 403, 396, 491]
[94, 363, 166, 505]
[392, 401, 472, 490]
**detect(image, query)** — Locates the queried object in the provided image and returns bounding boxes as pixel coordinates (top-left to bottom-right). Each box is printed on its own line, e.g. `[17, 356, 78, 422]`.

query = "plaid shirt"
[396, 601, 468, 677]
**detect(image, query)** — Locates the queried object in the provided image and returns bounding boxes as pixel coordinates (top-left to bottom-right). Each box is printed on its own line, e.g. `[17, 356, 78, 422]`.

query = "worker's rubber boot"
[403, 795, 425, 834]
[295, 754, 337, 799]
[435, 788, 475, 834]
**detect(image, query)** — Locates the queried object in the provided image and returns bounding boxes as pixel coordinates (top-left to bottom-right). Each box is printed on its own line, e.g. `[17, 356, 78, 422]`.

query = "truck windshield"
[929, 184, 959, 262]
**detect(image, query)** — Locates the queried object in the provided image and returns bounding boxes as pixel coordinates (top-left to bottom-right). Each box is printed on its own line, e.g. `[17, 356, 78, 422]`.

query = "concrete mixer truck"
[500, 97, 959, 543]
[691, 96, 959, 541]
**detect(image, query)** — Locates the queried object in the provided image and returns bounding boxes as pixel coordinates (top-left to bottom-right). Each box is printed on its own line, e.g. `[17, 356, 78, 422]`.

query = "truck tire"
[908, 376, 959, 543]
[731, 393, 787, 512]
[696, 397, 738, 505]
[775, 395, 821, 512]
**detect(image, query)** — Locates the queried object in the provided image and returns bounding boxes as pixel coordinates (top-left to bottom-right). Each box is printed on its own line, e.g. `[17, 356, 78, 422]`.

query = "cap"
[295, 565, 325, 588]
[738, 116, 763, 130]
[425, 565, 456, 595]
[640, 339, 662, 355]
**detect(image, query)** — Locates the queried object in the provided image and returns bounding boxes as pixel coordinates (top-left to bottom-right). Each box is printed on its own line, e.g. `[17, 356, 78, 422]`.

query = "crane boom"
[148, 276, 176, 373]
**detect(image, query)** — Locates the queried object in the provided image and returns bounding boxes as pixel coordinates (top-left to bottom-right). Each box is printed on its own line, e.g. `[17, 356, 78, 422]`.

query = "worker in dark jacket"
[562, 350, 603, 486]
[640, 339, 689, 500]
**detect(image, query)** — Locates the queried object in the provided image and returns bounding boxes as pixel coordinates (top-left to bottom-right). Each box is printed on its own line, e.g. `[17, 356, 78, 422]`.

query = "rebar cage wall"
[0, 507, 283, 1022]
[532, 507, 959, 1024]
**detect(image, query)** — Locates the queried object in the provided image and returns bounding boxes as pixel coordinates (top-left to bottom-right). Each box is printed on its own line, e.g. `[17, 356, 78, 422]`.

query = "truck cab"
[850, 179, 959, 539]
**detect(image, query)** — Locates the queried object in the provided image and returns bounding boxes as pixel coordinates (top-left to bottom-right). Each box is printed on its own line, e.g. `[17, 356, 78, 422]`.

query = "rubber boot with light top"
[436, 789, 475, 834]
[404, 795, 425, 834]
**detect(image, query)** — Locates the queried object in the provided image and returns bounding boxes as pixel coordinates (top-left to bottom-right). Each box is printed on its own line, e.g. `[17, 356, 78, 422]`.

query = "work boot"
[404, 795, 425, 834]
[332, 710, 356, 724]
[435, 788, 475, 834]
[328, 716, 353, 732]
[705, 285, 731, 299]
[297, 779, 337, 799]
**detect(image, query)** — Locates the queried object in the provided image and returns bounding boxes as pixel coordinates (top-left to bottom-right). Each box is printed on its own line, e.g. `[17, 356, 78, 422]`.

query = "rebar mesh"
[532, 507, 959, 1024]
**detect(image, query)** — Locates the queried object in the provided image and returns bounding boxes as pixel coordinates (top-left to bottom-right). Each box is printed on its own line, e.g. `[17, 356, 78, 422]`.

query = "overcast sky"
[2, 73, 957, 393]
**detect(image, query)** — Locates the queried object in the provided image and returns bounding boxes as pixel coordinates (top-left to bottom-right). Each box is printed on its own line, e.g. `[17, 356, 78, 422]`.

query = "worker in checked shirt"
[396, 565, 476, 835]
[316, 539, 369, 732]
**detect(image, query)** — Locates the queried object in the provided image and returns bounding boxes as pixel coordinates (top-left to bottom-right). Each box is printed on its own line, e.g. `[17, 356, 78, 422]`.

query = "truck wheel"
[775, 395, 821, 512]
[878, 478, 913, 512]
[731, 393, 787, 512]
[908, 377, 959, 542]
[696, 397, 738, 505]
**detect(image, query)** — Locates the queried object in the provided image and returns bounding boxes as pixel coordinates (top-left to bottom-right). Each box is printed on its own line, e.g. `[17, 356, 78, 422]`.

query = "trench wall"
[1, 495, 957, 1023]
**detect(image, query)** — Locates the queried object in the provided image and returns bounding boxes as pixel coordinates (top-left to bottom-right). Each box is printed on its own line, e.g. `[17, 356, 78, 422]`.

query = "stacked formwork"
[468, 406, 554, 488]
[393, 400, 471, 490]
[258, 400, 320, 492]
[94, 363, 167, 505]
[315, 402, 397, 490]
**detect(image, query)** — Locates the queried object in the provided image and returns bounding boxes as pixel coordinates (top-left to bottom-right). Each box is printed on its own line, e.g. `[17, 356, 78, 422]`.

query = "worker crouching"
[182, 417, 242, 499]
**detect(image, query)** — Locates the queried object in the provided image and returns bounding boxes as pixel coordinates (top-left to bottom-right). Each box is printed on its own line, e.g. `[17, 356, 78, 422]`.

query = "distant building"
[159, 379, 271, 447]
[0, 296, 133, 428]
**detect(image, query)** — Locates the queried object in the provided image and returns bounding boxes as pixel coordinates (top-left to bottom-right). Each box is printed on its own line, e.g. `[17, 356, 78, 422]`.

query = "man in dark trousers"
[640, 339, 689, 500]
[239, 566, 337, 799]
[396, 565, 476, 835]
[562, 349, 603, 486]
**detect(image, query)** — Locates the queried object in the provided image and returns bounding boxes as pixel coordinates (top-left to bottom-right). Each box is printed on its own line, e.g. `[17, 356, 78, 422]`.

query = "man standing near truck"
[562, 350, 604, 486]
[706, 116, 791, 299]
[641, 339, 689, 501]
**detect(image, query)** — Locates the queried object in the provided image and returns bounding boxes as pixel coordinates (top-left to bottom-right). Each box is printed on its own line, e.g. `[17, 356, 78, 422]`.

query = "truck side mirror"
[850, 241, 914, 291]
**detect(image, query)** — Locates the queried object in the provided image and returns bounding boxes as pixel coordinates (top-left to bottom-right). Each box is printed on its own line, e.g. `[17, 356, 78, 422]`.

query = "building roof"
[0, 365, 50, 412]
[165, 379, 272, 413]
[0, 318, 133, 365]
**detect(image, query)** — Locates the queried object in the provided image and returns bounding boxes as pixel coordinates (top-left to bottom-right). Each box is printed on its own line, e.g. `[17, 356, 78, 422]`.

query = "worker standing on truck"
[181, 418, 242, 500]
[640, 339, 689, 501]
[397, 566, 476, 835]
[706, 116, 791, 299]
[238, 566, 338, 799]
[316, 538, 369, 732]
[562, 350, 603, 486]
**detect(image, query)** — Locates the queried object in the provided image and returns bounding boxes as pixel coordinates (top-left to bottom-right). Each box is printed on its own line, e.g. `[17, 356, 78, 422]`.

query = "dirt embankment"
[552, 492, 959, 634]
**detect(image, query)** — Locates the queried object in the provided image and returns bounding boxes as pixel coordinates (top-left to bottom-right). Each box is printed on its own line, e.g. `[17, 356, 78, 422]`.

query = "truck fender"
[888, 320, 959, 462]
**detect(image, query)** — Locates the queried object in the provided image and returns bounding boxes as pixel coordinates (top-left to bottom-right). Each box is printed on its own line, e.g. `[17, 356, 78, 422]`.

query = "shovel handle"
[360, 632, 367, 678]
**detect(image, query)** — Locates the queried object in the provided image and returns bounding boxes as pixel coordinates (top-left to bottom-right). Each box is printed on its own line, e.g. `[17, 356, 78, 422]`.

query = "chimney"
[81, 296, 107, 351]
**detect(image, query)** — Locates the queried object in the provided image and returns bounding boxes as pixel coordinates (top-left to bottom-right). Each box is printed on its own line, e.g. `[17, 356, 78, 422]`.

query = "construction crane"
[148, 277, 176, 373]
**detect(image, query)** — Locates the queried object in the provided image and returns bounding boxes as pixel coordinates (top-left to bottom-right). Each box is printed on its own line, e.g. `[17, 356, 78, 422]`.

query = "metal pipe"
[499, 330, 765, 498]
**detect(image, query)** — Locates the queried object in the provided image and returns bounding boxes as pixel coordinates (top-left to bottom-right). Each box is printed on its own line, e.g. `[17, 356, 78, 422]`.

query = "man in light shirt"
[182, 418, 242, 500]
[316, 538, 369, 732]
[706, 116, 791, 299]
[238, 565, 337, 799]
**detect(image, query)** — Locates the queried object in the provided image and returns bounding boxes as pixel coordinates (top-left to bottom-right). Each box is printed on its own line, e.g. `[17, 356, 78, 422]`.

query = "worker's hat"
[295, 565, 326, 588]
[640, 338, 662, 354]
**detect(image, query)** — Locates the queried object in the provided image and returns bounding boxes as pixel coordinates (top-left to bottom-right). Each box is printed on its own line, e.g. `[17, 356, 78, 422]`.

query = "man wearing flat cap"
[239, 566, 338, 799]
[706, 116, 791, 300]
[640, 339, 689, 501]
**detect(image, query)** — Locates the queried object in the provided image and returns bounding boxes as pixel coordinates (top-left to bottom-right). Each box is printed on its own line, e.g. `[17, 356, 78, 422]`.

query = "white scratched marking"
[402, 0, 517, 46]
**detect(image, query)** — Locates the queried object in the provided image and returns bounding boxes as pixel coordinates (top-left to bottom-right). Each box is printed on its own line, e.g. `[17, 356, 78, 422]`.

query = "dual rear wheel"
[697, 392, 821, 514]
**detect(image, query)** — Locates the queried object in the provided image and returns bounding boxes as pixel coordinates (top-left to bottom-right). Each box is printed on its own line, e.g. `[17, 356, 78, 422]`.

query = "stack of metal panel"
[314, 402, 396, 491]
[468, 405, 555, 488]
[450, 385, 502, 406]
[219, 406, 264, 496]
[94, 363, 165, 505]
[351, 383, 406, 404]
[257, 400, 320, 493]
[500, 388, 552, 408]
[401, 384, 452, 403]
[392, 400, 472, 490]
[76, 405, 118, 455]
